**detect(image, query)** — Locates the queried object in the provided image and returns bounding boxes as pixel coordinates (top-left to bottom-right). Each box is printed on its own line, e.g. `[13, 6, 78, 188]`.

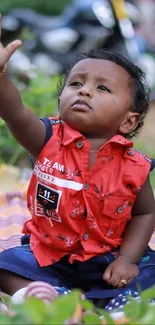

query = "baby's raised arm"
[0, 15, 46, 156]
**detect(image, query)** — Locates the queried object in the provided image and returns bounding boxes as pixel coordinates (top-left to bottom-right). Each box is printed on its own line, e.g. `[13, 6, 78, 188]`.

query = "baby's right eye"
[70, 81, 82, 87]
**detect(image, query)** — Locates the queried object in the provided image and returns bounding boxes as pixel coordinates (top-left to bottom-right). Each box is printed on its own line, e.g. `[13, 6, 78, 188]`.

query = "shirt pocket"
[99, 196, 134, 238]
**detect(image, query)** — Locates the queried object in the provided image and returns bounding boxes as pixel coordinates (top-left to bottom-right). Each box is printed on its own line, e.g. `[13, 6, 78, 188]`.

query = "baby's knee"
[0, 269, 32, 295]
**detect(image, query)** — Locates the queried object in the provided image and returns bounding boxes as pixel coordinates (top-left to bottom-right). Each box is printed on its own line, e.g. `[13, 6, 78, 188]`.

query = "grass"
[134, 138, 155, 189]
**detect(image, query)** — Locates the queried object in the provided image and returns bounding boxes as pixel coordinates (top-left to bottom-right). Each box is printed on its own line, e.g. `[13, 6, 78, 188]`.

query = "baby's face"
[58, 58, 135, 139]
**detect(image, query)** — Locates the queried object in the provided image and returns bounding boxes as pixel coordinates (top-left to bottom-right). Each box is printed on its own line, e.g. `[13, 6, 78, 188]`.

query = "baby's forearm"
[0, 70, 46, 156]
[0, 29, 46, 155]
[118, 213, 155, 263]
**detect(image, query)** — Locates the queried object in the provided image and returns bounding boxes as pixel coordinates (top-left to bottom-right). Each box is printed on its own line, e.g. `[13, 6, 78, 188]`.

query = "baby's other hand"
[103, 256, 139, 288]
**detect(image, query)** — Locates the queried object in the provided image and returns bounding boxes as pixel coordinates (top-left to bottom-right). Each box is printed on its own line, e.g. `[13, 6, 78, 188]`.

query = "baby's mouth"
[71, 100, 92, 111]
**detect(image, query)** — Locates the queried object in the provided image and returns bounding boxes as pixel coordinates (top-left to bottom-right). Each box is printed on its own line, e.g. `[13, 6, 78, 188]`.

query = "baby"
[0, 16, 155, 309]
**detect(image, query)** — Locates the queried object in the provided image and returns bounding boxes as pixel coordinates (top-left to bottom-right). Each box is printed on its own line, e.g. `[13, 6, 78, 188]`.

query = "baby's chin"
[60, 111, 93, 134]
[68, 119, 85, 130]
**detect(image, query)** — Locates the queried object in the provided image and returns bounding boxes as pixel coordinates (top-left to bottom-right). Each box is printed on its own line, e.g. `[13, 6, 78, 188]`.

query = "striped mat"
[0, 191, 30, 252]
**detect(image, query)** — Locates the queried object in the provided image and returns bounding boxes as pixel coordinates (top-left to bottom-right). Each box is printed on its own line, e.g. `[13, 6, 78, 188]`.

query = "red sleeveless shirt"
[23, 118, 151, 266]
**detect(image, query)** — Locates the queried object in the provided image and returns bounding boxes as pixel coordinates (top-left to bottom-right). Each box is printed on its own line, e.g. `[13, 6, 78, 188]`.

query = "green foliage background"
[0, 0, 71, 16]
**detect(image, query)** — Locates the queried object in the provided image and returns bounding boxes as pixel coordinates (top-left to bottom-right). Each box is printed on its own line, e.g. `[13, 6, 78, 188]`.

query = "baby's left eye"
[97, 85, 111, 92]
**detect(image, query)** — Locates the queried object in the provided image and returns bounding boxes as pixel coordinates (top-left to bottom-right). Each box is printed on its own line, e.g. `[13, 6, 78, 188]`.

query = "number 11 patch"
[36, 183, 61, 210]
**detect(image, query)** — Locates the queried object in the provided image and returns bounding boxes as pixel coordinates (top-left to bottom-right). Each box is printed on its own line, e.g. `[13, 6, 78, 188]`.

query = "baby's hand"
[103, 256, 139, 288]
[0, 14, 22, 67]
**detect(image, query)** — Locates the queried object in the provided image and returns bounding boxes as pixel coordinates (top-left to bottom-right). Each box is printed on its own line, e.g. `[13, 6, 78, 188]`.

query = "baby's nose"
[79, 85, 93, 97]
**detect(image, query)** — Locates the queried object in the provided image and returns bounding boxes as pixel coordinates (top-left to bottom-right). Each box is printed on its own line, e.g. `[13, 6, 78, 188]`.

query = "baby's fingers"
[5, 40, 22, 61]
[103, 266, 121, 286]
[107, 272, 121, 287]
[103, 265, 112, 282]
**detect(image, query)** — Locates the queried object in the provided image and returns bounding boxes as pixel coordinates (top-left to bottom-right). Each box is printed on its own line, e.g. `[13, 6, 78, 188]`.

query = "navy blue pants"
[0, 235, 155, 302]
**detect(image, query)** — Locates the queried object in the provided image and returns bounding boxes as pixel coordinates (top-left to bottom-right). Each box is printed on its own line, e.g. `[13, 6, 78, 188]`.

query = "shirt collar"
[61, 122, 133, 148]
[61, 122, 85, 145]
[106, 135, 133, 148]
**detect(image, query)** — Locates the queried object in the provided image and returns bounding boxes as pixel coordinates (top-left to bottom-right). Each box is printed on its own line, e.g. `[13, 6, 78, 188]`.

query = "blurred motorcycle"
[2, 0, 155, 98]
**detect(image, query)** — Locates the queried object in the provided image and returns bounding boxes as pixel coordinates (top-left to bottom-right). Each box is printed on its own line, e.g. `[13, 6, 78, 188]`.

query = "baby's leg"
[0, 270, 70, 306]
[0, 246, 71, 305]
[0, 244, 71, 305]
[0, 269, 32, 295]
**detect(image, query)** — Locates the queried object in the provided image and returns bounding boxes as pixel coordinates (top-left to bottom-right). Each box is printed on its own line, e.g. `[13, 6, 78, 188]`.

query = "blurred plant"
[17, 73, 59, 118]
[134, 138, 155, 189]
[1, 287, 155, 324]
[0, 73, 58, 166]
[0, 0, 71, 16]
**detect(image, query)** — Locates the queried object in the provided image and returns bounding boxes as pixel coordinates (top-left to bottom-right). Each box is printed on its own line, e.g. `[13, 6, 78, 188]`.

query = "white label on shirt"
[34, 165, 83, 191]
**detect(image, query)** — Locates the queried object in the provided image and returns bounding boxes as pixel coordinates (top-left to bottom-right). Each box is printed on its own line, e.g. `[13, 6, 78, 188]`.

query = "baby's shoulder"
[123, 147, 152, 168]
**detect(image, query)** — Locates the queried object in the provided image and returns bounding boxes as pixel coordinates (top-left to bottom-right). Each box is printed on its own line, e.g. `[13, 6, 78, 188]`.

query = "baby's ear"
[119, 112, 140, 135]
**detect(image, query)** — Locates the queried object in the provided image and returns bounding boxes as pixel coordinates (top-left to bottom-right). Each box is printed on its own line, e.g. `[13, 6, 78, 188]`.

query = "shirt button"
[76, 140, 83, 149]
[127, 150, 134, 156]
[83, 233, 89, 241]
[117, 206, 123, 214]
[84, 183, 89, 190]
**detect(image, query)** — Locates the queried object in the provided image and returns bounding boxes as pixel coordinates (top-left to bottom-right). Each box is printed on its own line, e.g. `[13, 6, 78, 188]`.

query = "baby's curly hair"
[58, 49, 150, 138]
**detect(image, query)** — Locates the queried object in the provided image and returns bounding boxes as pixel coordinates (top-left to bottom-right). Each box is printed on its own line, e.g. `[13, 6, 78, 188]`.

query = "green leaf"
[0, 314, 12, 325]
[96, 308, 115, 325]
[11, 298, 52, 324]
[0, 119, 6, 126]
[80, 299, 95, 311]
[83, 312, 102, 324]
[141, 286, 155, 302]
[46, 290, 81, 324]
[138, 305, 155, 324]
[123, 298, 149, 321]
